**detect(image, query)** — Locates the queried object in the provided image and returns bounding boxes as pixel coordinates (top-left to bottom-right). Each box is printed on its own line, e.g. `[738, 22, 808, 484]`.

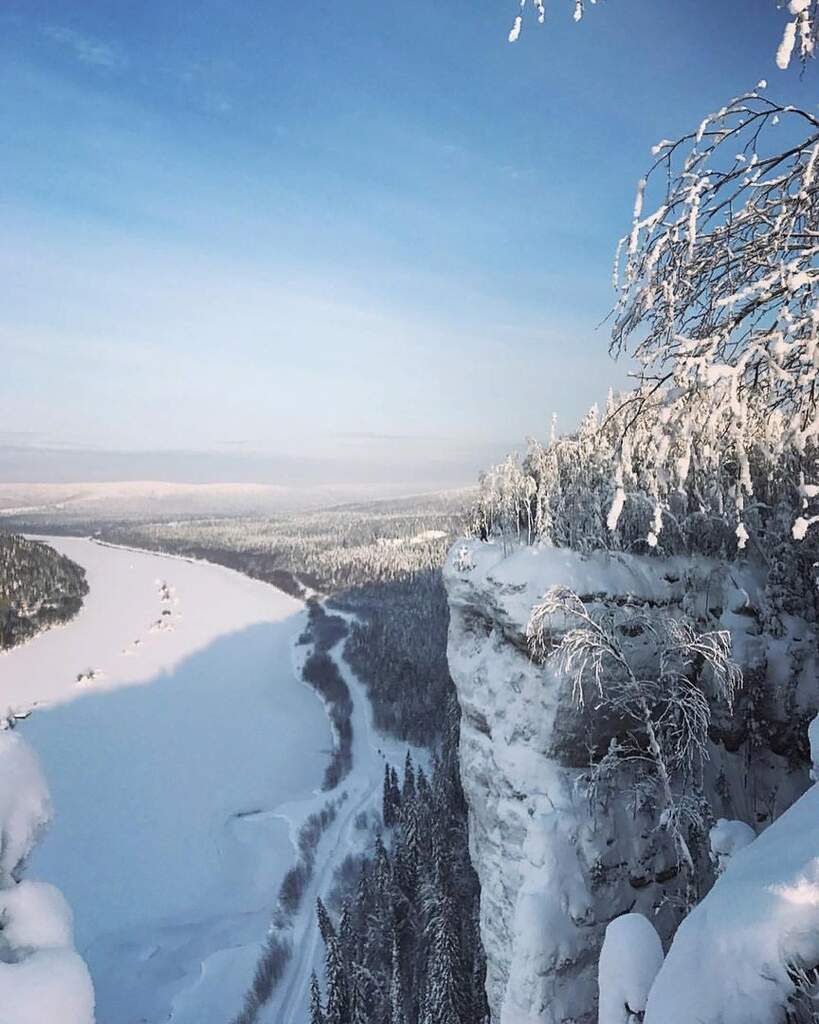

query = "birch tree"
[527, 586, 741, 881]
[508, 0, 818, 72]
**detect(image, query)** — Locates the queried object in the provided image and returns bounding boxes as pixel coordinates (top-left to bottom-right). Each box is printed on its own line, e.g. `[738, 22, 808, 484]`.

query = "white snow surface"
[645, 779, 819, 1024]
[0, 730, 94, 1024]
[0, 730, 51, 877]
[597, 914, 664, 1024]
[0, 879, 75, 951]
[1, 537, 335, 1023]
[709, 818, 755, 874]
[0, 948, 95, 1024]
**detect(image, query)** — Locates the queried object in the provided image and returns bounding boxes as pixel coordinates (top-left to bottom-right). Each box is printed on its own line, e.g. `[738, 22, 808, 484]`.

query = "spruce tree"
[420, 888, 467, 1024]
[402, 751, 416, 803]
[324, 933, 350, 1024]
[390, 766, 402, 813]
[383, 762, 396, 827]
[317, 896, 336, 943]
[309, 972, 325, 1024]
[389, 933, 406, 1024]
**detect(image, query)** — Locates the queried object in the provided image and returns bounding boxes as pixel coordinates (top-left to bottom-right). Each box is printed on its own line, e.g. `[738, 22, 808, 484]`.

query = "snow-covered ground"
[1, 537, 335, 1023]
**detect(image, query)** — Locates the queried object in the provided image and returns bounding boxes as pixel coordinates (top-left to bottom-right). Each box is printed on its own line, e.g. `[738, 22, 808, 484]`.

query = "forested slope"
[0, 533, 88, 650]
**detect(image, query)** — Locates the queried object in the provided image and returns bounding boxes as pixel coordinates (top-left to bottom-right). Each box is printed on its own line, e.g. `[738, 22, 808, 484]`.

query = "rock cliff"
[444, 539, 816, 1023]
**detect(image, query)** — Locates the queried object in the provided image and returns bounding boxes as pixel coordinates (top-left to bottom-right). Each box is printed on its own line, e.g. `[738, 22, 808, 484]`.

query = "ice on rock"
[809, 713, 819, 779]
[598, 913, 664, 1024]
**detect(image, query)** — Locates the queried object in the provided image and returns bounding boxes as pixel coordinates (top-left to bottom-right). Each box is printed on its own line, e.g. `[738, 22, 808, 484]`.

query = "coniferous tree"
[420, 888, 468, 1024]
[383, 763, 396, 827]
[402, 751, 416, 803]
[390, 767, 401, 813]
[416, 765, 431, 806]
[389, 933, 406, 1024]
[319, 727, 489, 1024]
[324, 933, 350, 1024]
[317, 896, 336, 943]
[309, 972, 325, 1024]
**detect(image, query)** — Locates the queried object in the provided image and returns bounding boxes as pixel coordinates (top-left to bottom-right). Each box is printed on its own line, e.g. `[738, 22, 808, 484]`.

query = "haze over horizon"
[0, 435, 507, 492]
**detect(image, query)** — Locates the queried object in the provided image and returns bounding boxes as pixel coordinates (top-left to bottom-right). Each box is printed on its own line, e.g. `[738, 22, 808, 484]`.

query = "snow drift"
[645, 716, 819, 1024]
[597, 913, 663, 1024]
[0, 729, 94, 1024]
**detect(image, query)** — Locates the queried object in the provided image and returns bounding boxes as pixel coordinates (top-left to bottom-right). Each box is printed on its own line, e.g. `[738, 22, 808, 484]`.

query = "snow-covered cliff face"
[443, 539, 817, 1024]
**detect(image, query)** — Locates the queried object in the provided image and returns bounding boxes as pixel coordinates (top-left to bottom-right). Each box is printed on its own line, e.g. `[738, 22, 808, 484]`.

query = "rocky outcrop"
[443, 540, 816, 1024]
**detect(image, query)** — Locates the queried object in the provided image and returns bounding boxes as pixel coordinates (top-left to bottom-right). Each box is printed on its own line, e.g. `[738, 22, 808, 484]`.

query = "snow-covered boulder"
[709, 818, 755, 875]
[598, 913, 663, 1024]
[645, 780, 819, 1024]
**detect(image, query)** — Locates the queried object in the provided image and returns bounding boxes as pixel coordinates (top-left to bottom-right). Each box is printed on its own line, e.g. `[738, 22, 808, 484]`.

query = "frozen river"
[1, 536, 332, 1023]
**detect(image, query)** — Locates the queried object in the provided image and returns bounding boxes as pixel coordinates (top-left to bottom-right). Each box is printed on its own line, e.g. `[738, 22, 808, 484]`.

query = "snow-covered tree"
[316, 896, 336, 943]
[419, 886, 468, 1024]
[471, 387, 815, 575]
[402, 751, 416, 803]
[389, 934, 406, 1024]
[323, 931, 350, 1024]
[383, 763, 398, 827]
[528, 586, 741, 879]
[309, 972, 325, 1024]
[613, 91, 819, 516]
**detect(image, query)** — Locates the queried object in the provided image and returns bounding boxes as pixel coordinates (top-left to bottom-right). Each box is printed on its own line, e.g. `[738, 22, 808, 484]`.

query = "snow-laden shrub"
[598, 913, 664, 1024]
[709, 818, 756, 875]
[0, 880, 75, 952]
[0, 729, 95, 1024]
[528, 586, 741, 887]
[0, 730, 51, 879]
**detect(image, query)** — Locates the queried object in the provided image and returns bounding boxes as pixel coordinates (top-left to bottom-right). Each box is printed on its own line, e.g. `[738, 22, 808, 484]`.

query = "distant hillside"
[0, 533, 88, 650]
[0, 480, 476, 525]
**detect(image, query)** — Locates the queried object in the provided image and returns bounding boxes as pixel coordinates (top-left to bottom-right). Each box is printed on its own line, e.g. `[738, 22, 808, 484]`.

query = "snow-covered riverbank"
[263, 607, 422, 1024]
[1, 537, 334, 1023]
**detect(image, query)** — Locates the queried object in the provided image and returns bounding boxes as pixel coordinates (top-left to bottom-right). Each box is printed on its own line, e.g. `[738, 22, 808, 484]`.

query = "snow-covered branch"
[508, 0, 819, 73]
[528, 587, 741, 875]
[615, 91, 819, 439]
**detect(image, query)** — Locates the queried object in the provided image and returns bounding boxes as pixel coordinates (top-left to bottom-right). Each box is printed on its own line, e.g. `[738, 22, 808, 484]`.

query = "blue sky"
[1, 0, 812, 486]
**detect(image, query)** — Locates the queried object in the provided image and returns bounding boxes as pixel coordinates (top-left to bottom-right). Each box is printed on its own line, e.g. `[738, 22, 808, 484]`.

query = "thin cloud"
[43, 25, 124, 70]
